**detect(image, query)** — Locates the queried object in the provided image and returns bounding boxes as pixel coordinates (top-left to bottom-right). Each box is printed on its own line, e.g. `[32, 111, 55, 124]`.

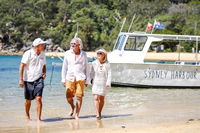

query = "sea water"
[0, 56, 200, 131]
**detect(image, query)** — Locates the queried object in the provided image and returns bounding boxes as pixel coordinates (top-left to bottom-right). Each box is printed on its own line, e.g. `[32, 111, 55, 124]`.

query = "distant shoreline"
[1, 51, 200, 62]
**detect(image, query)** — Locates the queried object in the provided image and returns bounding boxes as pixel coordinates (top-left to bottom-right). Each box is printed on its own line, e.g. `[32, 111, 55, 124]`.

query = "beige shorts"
[66, 80, 85, 97]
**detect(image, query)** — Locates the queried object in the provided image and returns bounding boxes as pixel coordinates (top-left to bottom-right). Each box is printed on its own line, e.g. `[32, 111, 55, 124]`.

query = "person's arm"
[42, 65, 46, 79]
[61, 53, 68, 86]
[106, 63, 111, 88]
[90, 62, 95, 84]
[85, 54, 90, 86]
[19, 63, 26, 88]
[19, 51, 29, 88]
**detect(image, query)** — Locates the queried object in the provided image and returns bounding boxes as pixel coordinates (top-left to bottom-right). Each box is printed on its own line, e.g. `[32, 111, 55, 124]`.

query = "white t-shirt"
[21, 49, 46, 82]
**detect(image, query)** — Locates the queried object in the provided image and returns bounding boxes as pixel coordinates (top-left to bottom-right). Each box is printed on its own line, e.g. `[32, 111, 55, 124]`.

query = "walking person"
[61, 37, 89, 120]
[90, 48, 111, 120]
[19, 38, 47, 121]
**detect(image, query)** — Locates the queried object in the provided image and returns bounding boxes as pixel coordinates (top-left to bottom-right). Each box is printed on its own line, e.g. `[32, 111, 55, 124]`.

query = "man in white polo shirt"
[61, 37, 89, 120]
[19, 38, 47, 121]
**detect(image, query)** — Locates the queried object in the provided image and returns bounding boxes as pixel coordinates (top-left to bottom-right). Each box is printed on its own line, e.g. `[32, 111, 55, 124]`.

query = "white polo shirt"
[61, 49, 90, 84]
[21, 49, 46, 82]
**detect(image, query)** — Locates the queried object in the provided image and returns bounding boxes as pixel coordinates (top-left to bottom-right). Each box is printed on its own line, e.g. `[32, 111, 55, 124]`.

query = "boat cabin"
[108, 32, 200, 64]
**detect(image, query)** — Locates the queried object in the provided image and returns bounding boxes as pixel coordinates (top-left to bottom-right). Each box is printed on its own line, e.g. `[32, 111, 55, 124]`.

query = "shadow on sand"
[42, 117, 73, 122]
[42, 113, 132, 123]
[79, 114, 132, 119]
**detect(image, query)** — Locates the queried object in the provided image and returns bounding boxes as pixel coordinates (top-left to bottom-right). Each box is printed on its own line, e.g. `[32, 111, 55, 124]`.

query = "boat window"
[124, 36, 147, 51]
[114, 35, 126, 50]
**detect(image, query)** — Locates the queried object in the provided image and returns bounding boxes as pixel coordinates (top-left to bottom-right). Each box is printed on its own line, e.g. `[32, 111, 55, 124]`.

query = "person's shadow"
[42, 113, 132, 122]
[42, 117, 73, 122]
[79, 114, 132, 119]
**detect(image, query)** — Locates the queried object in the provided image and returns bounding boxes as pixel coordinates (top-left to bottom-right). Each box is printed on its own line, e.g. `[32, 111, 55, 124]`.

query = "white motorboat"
[108, 32, 200, 88]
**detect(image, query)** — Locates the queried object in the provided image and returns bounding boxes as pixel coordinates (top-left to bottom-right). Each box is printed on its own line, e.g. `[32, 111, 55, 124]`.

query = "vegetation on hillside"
[0, 0, 199, 52]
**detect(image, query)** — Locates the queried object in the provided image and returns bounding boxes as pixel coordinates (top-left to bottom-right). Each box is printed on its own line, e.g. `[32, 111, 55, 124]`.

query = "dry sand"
[45, 52, 200, 62]
[1, 51, 200, 61]
[145, 52, 200, 62]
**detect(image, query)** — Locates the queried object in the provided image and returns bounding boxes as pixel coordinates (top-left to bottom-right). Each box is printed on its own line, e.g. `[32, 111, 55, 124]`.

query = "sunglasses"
[71, 43, 80, 48]
[97, 52, 103, 55]
[70, 43, 77, 45]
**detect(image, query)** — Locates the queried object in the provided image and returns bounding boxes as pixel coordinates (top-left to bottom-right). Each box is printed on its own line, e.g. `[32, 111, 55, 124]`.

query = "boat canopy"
[108, 32, 200, 63]
[123, 32, 200, 41]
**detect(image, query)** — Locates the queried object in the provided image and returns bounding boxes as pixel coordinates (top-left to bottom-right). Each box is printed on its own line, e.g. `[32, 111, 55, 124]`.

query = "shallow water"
[0, 56, 200, 132]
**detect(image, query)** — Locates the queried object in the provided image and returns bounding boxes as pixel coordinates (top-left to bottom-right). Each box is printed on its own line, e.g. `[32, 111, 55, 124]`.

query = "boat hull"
[111, 63, 200, 88]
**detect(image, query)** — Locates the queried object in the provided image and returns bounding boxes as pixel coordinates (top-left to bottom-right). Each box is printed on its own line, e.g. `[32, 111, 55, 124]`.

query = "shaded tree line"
[0, 0, 199, 52]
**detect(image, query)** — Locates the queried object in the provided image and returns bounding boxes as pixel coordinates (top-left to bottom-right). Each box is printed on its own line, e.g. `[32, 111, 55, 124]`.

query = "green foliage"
[0, 0, 199, 52]
[164, 48, 173, 52]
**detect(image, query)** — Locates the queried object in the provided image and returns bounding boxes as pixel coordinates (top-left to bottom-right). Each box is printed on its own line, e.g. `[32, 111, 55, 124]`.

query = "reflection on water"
[68, 120, 80, 130]
[96, 120, 103, 128]
[22, 119, 104, 133]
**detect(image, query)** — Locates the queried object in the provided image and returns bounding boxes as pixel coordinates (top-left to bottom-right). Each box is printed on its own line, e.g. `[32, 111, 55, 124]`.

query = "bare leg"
[66, 91, 75, 116]
[25, 100, 31, 120]
[94, 95, 100, 118]
[36, 96, 42, 121]
[99, 96, 105, 117]
[75, 96, 82, 120]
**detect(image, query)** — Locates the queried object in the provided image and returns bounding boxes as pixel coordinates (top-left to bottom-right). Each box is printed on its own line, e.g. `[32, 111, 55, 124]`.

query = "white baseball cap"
[32, 38, 47, 47]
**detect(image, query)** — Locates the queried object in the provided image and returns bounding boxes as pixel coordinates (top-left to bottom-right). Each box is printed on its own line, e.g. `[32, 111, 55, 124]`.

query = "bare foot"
[37, 118, 42, 122]
[99, 112, 101, 117]
[68, 110, 74, 116]
[37, 120, 46, 126]
[74, 114, 79, 120]
[26, 116, 31, 121]
[96, 116, 101, 120]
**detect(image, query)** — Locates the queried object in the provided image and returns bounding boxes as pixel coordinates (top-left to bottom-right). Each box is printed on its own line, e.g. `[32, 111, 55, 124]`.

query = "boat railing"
[174, 61, 185, 65]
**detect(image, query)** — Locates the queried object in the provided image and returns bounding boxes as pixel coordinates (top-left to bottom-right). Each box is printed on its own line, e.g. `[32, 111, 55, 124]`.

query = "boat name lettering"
[144, 68, 197, 80]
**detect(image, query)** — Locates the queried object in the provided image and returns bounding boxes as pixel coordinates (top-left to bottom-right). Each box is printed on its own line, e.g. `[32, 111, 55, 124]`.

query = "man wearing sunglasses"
[61, 37, 89, 120]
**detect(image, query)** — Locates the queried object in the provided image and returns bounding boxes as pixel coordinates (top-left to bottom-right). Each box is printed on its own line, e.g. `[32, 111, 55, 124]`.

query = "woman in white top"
[90, 48, 111, 120]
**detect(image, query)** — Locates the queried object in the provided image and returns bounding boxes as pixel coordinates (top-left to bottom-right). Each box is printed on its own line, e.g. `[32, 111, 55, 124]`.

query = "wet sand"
[76, 121, 200, 133]
[1, 117, 200, 133]
[1, 55, 200, 133]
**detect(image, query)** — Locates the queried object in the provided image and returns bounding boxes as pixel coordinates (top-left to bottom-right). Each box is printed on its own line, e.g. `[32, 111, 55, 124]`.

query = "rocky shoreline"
[0, 51, 24, 56]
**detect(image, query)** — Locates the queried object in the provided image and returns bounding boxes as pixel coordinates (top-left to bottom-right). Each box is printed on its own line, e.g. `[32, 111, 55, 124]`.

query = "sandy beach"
[43, 52, 200, 62]
[1, 116, 200, 133]
[1, 51, 200, 62]
[62, 121, 200, 133]
[1, 54, 200, 133]
[73, 121, 200, 133]
[1, 86, 200, 133]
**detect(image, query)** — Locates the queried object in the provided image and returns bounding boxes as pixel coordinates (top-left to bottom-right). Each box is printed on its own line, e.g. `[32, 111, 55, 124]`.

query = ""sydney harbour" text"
[144, 68, 197, 80]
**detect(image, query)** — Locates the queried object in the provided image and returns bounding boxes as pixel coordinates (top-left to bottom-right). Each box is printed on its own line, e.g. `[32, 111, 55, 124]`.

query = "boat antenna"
[120, 17, 126, 33]
[195, 37, 198, 64]
[151, 20, 156, 34]
[74, 22, 79, 38]
[49, 63, 55, 87]
[178, 41, 181, 61]
[128, 14, 136, 33]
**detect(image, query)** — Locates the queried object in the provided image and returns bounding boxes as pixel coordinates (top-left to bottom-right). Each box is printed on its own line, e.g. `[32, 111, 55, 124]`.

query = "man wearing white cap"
[61, 37, 89, 120]
[19, 38, 47, 121]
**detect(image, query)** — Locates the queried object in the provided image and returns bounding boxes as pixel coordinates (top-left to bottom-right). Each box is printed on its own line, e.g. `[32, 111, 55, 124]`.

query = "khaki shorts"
[66, 80, 85, 97]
